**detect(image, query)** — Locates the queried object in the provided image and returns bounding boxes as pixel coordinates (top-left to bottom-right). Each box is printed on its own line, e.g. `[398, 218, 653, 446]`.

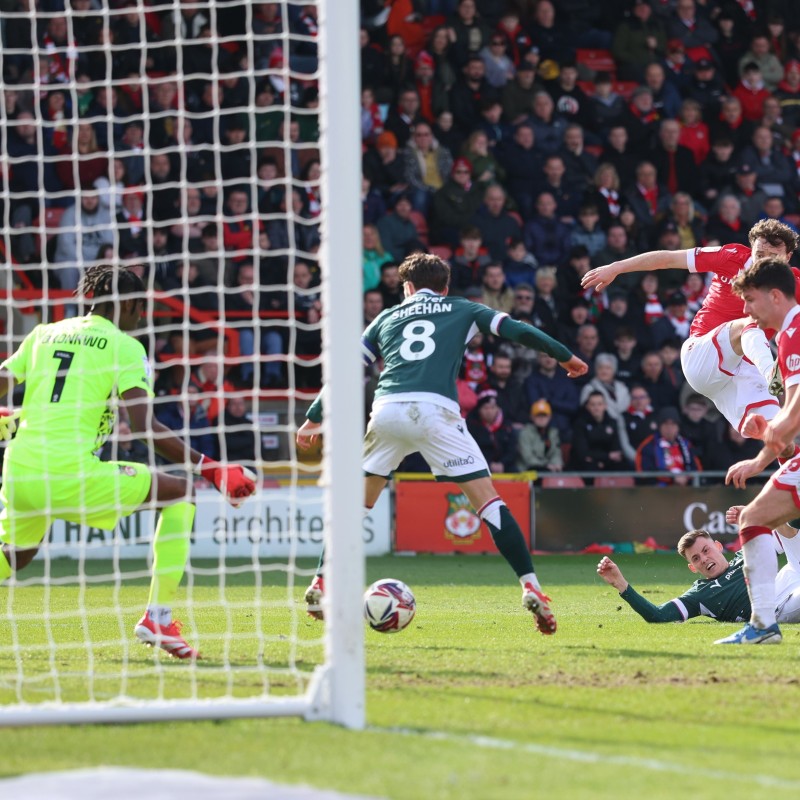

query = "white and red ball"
[363, 578, 416, 633]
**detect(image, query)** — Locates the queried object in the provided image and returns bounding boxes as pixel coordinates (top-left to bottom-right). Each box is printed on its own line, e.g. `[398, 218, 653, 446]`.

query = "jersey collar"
[401, 288, 442, 305]
[779, 304, 800, 334]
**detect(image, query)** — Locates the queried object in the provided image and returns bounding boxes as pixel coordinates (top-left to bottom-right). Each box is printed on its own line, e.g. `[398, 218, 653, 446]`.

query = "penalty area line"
[370, 726, 800, 791]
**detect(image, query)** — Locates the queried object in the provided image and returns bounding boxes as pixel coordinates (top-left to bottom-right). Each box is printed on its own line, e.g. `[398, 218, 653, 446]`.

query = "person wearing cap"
[403, 120, 453, 215]
[685, 59, 726, 120]
[413, 49, 448, 125]
[611, 0, 667, 82]
[362, 129, 409, 204]
[430, 157, 485, 246]
[774, 59, 800, 127]
[635, 405, 700, 486]
[516, 399, 563, 473]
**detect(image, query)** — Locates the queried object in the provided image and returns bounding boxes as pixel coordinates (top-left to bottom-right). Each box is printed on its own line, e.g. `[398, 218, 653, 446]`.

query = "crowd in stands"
[2, 0, 798, 476]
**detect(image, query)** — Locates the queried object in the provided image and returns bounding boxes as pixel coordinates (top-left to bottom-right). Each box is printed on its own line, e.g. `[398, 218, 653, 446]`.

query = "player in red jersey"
[581, 220, 799, 439]
[713, 258, 800, 643]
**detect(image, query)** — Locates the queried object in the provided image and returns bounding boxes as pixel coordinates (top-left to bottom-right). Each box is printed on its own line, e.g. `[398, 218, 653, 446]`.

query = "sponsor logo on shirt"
[787, 354, 800, 372]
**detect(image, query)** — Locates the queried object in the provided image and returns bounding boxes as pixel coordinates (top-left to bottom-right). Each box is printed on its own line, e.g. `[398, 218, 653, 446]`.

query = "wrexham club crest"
[443, 493, 482, 544]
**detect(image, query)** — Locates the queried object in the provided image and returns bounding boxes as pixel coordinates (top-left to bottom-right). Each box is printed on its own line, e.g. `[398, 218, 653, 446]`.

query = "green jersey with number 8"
[362, 290, 571, 414]
[1, 314, 154, 472]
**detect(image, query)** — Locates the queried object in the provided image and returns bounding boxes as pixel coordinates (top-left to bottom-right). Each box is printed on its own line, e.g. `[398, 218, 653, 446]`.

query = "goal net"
[0, 0, 365, 726]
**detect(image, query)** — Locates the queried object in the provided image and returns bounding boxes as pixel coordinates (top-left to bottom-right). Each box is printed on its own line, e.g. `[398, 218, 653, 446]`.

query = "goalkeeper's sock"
[0, 551, 11, 583]
[740, 324, 775, 382]
[147, 502, 196, 610]
[478, 497, 534, 578]
[312, 508, 369, 578]
[740, 526, 778, 628]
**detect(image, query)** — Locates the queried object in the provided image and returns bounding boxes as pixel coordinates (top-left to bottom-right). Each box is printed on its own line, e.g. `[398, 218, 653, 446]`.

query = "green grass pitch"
[2, 554, 800, 800]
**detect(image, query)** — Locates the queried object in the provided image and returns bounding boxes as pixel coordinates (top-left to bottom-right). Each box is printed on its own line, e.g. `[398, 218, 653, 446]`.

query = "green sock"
[316, 547, 326, 577]
[483, 505, 534, 578]
[147, 502, 195, 607]
[0, 551, 11, 583]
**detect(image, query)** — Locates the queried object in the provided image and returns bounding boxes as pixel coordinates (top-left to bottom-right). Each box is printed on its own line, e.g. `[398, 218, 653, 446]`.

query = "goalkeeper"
[597, 507, 800, 625]
[0, 265, 256, 660]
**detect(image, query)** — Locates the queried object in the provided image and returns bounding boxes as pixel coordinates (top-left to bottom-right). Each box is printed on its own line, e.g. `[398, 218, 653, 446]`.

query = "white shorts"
[680, 323, 779, 435]
[363, 400, 490, 482]
[771, 454, 800, 509]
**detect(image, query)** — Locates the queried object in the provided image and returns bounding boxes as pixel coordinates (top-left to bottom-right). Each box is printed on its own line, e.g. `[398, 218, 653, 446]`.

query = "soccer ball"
[363, 578, 416, 633]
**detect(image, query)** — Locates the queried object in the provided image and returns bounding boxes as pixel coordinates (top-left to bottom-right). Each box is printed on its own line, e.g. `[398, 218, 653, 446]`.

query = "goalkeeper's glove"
[0, 407, 19, 441]
[195, 455, 257, 507]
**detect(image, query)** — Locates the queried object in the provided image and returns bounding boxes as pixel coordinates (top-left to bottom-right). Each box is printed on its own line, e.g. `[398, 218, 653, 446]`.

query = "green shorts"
[0, 458, 152, 550]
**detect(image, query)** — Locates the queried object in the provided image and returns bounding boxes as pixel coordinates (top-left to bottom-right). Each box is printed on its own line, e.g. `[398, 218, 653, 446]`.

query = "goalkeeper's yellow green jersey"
[1, 314, 154, 472]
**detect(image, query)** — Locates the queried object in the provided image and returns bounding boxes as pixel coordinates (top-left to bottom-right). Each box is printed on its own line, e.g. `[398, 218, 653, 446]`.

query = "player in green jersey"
[596, 510, 800, 625]
[0, 265, 256, 659]
[296, 253, 588, 635]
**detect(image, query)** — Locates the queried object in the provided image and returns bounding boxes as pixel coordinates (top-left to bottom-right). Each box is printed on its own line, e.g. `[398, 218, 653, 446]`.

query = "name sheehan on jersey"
[392, 299, 453, 319]
[41, 331, 108, 349]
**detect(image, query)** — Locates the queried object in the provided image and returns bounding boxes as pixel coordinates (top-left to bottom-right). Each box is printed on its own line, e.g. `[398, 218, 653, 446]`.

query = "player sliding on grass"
[597, 510, 800, 626]
[0, 265, 256, 659]
[581, 220, 798, 440]
[296, 252, 588, 635]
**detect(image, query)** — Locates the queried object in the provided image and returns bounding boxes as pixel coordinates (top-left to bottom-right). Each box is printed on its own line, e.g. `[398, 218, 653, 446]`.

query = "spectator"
[462, 330, 489, 389]
[484, 353, 529, 426]
[508, 282, 537, 324]
[503, 240, 539, 289]
[644, 62, 682, 120]
[758, 196, 799, 234]
[117, 187, 148, 259]
[480, 263, 514, 313]
[497, 124, 543, 219]
[570, 204, 607, 259]
[55, 122, 109, 191]
[430, 157, 484, 246]
[676, 98, 710, 167]
[523, 191, 571, 267]
[462, 129, 505, 186]
[681, 272, 709, 316]
[667, 0, 718, 52]
[376, 193, 423, 261]
[621, 86, 661, 152]
[559, 124, 598, 195]
[556, 246, 593, 307]
[265, 188, 320, 255]
[377, 262, 404, 309]
[100, 419, 150, 466]
[651, 291, 691, 348]
[385, 88, 424, 150]
[579, 353, 631, 423]
[412, 49, 446, 126]
[679, 393, 720, 468]
[775, 59, 800, 127]
[472, 183, 522, 261]
[155, 383, 217, 460]
[501, 62, 543, 126]
[624, 161, 671, 239]
[705, 424, 761, 473]
[635, 405, 700, 486]
[685, 59, 726, 123]
[710, 96, 752, 154]
[536, 154, 582, 223]
[360, 86, 383, 145]
[667, 192, 705, 250]
[363, 131, 408, 204]
[516, 399, 563, 473]
[738, 125, 793, 200]
[601, 125, 638, 190]
[528, 90, 568, 156]
[611, 0, 666, 82]
[451, 55, 498, 136]
[637, 350, 678, 410]
[477, 98, 512, 150]
[651, 119, 700, 200]
[193, 360, 235, 425]
[149, 151, 178, 222]
[427, 26, 458, 99]
[467, 390, 517, 474]
[361, 175, 387, 225]
[496, 10, 532, 69]
[362, 224, 394, 291]
[733, 62, 772, 122]
[480, 31, 515, 89]
[598, 290, 647, 352]
[635, 272, 665, 325]
[450, 226, 492, 291]
[53, 191, 114, 295]
[699, 137, 737, 208]
[570, 391, 628, 472]
[720, 163, 769, 229]
[548, 62, 591, 132]
[574, 323, 601, 380]
[223, 396, 257, 464]
[524, 351, 581, 442]
[592, 222, 638, 281]
[623, 384, 657, 452]
[449, 0, 491, 68]
[223, 188, 264, 257]
[403, 121, 453, 214]
[738, 32, 784, 92]
[363, 289, 384, 327]
[758, 95, 794, 152]
[528, 0, 573, 63]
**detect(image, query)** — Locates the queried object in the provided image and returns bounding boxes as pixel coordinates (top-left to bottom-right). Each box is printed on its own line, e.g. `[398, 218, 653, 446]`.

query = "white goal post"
[0, 0, 364, 727]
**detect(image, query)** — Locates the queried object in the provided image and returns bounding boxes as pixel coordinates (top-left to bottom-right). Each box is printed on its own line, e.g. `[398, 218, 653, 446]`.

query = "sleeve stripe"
[686, 249, 697, 273]
[361, 340, 378, 364]
[670, 598, 689, 621]
[490, 312, 509, 335]
[785, 374, 800, 389]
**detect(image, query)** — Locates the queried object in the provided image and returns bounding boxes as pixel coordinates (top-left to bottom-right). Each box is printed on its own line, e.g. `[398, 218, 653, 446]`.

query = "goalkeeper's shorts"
[0, 458, 151, 550]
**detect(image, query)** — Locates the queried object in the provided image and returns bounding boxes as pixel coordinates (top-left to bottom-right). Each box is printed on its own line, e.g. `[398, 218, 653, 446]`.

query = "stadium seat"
[429, 245, 452, 260]
[575, 49, 616, 76]
[409, 210, 429, 245]
[44, 206, 65, 235]
[593, 475, 635, 488]
[541, 475, 585, 488]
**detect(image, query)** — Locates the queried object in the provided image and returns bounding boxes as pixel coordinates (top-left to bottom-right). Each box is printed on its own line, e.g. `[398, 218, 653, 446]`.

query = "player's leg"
[774, 523, 800, 623]
[731, 318, 776, 383]
[715, 477, 799, 644]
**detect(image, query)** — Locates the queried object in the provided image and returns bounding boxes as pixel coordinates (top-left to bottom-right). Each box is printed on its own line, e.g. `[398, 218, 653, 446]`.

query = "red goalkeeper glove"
[0, 407, 19, 441]
[196, 455, 257, 507]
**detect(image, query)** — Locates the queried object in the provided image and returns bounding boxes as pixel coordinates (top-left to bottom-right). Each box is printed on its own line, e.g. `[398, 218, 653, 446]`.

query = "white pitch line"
[372, 727, 800, 791]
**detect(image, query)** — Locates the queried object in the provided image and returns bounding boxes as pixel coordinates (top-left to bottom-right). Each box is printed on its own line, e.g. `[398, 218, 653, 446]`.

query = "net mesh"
[0, 0, 331, 716]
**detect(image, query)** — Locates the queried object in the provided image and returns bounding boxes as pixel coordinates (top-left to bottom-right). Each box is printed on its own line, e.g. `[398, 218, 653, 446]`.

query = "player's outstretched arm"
[581, 250, 689, 292]
[296, 418, 323, 451]
[122, 387, 256, 507]
[597, 556, 629, 592]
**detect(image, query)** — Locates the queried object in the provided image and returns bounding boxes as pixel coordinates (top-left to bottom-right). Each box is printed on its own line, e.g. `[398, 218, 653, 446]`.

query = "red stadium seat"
[541, 475, 586, 488]
[575, 49, 616, 76]
[429, 245, 452, 261]
[593, 475, 635, 488]
[409, 210, 429, 246]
